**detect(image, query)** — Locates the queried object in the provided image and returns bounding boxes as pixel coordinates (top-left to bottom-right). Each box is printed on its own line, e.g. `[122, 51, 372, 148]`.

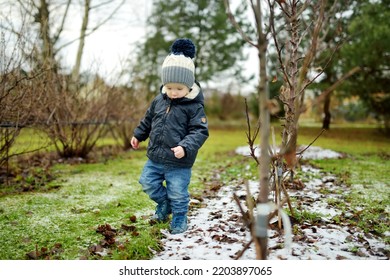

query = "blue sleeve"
[133, 99, 155, 142]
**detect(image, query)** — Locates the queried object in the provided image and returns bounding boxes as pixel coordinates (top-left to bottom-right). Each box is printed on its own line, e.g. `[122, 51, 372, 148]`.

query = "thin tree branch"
[223, 0, 258, 48]
[314, 66, 361, 106]
[268, 0, 292, 88]
[296, 128, 326, 156]
[53, 0, 72, 45]
[235, 239, 253, 260]
[245, 98, 260, 165]
[297, 0, 326, 89]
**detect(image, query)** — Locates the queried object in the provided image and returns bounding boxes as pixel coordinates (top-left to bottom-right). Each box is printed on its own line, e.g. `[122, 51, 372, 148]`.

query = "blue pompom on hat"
[161, 38, 196, 89]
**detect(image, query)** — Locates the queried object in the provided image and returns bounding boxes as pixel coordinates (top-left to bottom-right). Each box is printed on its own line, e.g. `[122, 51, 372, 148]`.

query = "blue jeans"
[139, 159, 191, 214]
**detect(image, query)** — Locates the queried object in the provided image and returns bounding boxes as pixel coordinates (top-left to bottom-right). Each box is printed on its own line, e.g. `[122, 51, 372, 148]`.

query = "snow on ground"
[234, 145, 343, 160]
[152, 147, 388, 260]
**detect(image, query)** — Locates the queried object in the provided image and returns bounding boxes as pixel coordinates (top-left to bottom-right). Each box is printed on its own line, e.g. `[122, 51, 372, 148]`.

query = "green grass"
[0, 150, 164, 259]
[310, 154, 389, 238]
[295, 125, 389, 240]
[297, 126, 390, 154]
[0, 123, 389, 259]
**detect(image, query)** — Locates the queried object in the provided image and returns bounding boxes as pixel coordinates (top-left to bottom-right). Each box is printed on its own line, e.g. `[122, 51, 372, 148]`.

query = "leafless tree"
[1, 0, 126, 72]
[225, 0, 340, 260]
[70, 0, 126, 85]
[268, 0, 347, 175]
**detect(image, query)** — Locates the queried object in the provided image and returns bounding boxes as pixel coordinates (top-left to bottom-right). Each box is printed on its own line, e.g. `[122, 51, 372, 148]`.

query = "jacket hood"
[161, 81, 204, 105]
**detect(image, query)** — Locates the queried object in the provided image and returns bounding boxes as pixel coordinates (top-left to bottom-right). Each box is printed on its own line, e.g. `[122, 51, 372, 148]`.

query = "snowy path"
[152, 147, 389, 260]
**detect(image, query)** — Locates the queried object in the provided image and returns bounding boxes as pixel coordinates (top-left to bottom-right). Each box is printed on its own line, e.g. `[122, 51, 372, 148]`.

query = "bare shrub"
[34, 72, 118, 158]
[106, 85, 147, 150]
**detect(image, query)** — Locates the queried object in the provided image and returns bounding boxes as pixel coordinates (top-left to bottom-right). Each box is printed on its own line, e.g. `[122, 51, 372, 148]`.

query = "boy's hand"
[131, 136, 140, 149]
[171, 146, 185, 159]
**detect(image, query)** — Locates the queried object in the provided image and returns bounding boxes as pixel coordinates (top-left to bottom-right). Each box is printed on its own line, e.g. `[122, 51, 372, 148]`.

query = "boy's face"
[165, 83, 190, 99]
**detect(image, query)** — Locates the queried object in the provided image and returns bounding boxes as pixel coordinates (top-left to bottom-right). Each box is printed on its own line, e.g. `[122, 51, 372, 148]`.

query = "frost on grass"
[153, 147, 388, 260]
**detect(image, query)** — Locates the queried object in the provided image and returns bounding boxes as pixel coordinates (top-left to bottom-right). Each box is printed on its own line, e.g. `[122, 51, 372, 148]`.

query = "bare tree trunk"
[280, 2, 301, 170]
[225, 0, 271, 260]
[322, 93, 331, 129]
[316, 66, 361, 129]
[72, 0, 91, 85]
[38, 0, 55, 69]
[255, 0, 271, 261]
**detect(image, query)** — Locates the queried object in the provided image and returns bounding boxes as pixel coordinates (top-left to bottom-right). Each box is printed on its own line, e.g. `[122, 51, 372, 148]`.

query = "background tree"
[132, 0, 252, 97]
[0, 0, 125, 73]
[297, 0, 364, 130]
[70, 0, 125, 86]
[339, 0, 390, 134]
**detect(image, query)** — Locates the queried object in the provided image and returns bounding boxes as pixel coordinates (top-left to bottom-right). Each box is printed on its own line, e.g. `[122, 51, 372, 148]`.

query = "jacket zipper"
[165, 97, 172, 114]
[157, 99, 171, 149]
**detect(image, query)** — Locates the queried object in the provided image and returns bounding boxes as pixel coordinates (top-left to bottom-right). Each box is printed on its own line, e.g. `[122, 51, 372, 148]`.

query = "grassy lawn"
[0, 123, 389, 259]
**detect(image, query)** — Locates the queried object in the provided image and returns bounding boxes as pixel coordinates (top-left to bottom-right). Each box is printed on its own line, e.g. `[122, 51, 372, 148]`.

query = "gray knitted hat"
[161, 38, 196, 89]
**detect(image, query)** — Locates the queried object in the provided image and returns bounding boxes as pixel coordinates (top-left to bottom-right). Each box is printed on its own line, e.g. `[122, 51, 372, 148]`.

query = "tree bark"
[317, 66, 361, 129]
[322, 92, 331, 129]
[72, 0, 91, 85]
[38, 0, 55, 68]
[255, 0, 271, 261]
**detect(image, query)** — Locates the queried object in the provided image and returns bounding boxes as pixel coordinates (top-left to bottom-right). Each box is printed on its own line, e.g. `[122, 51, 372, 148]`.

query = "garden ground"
[0, 125, 389, 260]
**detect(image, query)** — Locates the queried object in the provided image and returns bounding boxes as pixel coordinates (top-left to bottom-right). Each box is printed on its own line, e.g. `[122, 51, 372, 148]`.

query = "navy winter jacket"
[133, 81, 209, 168]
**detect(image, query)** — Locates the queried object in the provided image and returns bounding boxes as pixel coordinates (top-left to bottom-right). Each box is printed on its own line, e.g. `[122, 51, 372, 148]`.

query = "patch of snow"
[235, 145, 342, 160]
[299, 146, 343, 160]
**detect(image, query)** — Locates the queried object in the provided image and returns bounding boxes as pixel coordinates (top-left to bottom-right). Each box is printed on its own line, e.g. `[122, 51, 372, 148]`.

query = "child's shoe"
[151, 200, 171, 222]
[170, 212, 188, 234]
